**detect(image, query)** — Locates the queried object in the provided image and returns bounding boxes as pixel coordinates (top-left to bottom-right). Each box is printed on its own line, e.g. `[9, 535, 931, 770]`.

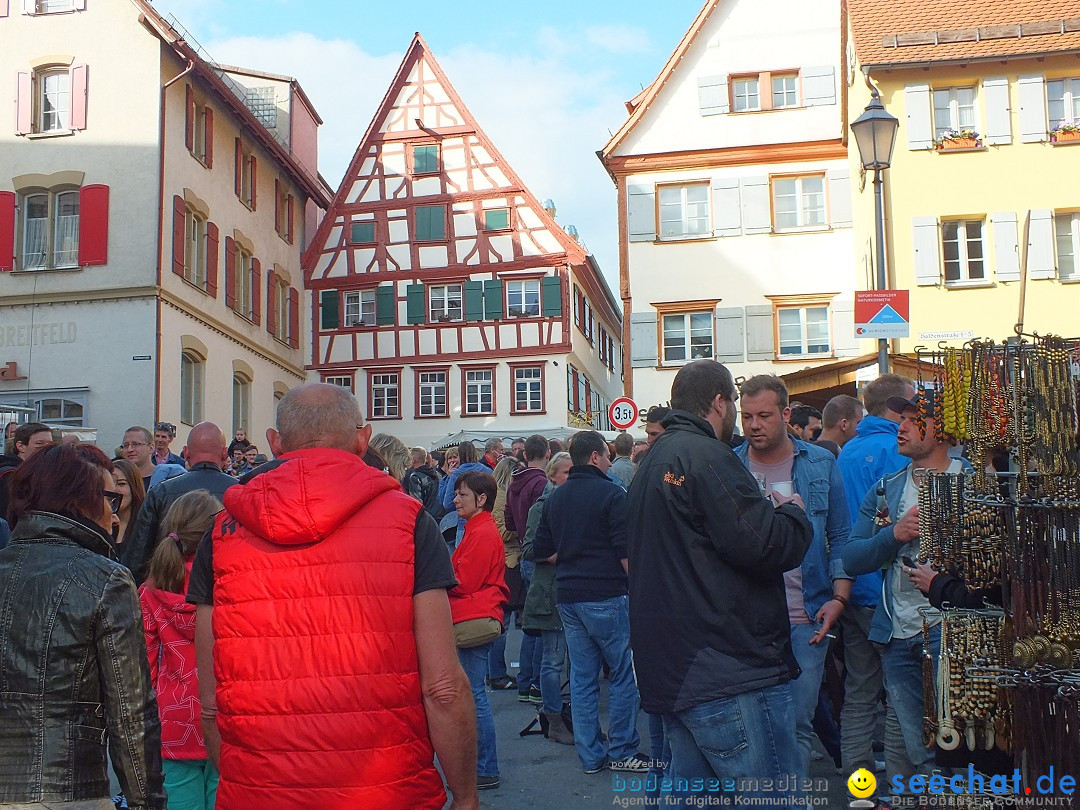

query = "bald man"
[122, 422, 236, 585]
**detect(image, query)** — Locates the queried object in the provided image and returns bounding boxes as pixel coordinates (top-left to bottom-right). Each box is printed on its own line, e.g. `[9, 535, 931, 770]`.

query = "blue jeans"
[540, 628, 567, 714]
[662, 682, 798, 805]
[488, 610, 510, 680]
[880, 623, 941, 777]
[647, 712, 669, 773]
[558, 596, 641, 770]
[516, 560, 541, 693]
[458, 642, 499, 777]
[789, 622, 830, 782]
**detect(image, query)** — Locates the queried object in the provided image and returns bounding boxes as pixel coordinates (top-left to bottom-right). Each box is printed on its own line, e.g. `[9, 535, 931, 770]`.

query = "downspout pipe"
[154, 58, 195, 424]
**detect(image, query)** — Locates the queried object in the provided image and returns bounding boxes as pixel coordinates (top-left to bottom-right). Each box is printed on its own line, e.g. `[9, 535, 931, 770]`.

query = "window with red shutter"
[0, 192, 15, 271]
[251, 258, 262, 325]
[206, 222, 219, 297]
[184, 85, 194, 152]
[15, 72, 31, 136]
[224, 236, 236, 309]
[77, 184, 108, 266]
[204, 107, 214, 169]
[288, 287, 299, 348]
[70, 64, 88, 130]
[172, 195, 186, 277]
[234, 138, 242, 197]
[266, 270, 277, 336]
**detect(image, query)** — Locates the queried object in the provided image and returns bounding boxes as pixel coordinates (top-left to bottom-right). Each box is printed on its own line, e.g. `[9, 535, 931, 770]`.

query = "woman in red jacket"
[450, 471, 509, 792]
[140, 489, 222, 810]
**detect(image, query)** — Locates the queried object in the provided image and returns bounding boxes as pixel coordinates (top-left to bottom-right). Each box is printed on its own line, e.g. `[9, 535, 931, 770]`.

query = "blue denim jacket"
[734, 438, 851, 620]
[843, 458, 972, 643]
[836, 415, 911, 607]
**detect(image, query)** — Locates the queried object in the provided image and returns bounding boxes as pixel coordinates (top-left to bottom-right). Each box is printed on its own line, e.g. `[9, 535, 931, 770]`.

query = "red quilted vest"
[211, 448, 445, 810]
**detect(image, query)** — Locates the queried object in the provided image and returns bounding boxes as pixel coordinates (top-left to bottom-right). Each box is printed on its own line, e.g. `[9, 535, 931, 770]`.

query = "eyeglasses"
[103, 490, 124, 514]
[120, 442, 148, 449]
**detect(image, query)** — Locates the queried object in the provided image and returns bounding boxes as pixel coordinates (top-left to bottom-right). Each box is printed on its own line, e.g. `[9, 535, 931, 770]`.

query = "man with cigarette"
[733, 374, 852, 785]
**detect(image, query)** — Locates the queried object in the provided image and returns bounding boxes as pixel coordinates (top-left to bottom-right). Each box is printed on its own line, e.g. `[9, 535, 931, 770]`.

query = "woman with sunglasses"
[0, 442, 166, 808]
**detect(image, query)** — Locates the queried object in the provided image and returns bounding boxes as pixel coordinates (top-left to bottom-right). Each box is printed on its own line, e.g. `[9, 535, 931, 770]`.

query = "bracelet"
[831, 594, 849, 608]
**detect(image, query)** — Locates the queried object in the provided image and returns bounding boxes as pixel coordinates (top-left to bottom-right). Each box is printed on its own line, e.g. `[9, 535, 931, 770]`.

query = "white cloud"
[585, 24, 652, 54]
[200, 31, 628, 288]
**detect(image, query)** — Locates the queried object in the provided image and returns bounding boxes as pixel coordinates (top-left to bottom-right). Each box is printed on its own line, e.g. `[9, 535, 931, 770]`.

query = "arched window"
[36, 397, 83, 426]
[232, 373, 251, 436]
[180, 351, 204, 425]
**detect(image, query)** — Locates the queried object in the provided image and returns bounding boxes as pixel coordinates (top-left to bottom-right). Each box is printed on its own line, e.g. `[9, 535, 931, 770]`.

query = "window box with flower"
[1051, 122, 1080, 144]
[935, 128, 982, 150]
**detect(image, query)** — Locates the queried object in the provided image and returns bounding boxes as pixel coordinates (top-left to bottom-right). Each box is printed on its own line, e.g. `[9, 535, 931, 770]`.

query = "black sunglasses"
[103, 490, 124, 514]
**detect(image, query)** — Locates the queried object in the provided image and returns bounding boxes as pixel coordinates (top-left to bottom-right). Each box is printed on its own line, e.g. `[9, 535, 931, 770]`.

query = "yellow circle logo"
[847, 768, 877, 798]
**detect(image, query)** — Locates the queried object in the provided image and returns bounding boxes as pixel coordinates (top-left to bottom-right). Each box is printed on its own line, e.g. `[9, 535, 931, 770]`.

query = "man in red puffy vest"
[187, 383, 478, 809]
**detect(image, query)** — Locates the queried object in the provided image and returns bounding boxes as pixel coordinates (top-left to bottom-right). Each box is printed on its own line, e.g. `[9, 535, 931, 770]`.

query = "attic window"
[246, 87, 277, 129]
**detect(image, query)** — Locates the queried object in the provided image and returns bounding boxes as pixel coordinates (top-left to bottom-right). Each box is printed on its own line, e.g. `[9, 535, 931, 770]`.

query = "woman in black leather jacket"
[0, 442, 166, 809]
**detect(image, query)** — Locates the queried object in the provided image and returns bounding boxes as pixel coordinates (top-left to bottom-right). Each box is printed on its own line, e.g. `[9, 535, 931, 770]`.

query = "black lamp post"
[850, 89, 899, 374]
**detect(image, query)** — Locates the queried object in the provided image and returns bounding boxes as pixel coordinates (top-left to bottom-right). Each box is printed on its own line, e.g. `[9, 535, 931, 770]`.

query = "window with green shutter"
[412, 144, 440, 175]
[483, 208, 510, 231]
[484, 279, 504, 320]
[541, 275, 562, 317]
[350, 221, 375, 244]
[406, 284, 425, 324]
[464, 281, 484, 321]
[376, 285, 396, 325]
[416, 205, 446, 242]
[320, 289, 340, 329]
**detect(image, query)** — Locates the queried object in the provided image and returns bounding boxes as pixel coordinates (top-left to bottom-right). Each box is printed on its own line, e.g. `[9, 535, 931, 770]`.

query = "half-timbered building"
[304, 35, 622, 447]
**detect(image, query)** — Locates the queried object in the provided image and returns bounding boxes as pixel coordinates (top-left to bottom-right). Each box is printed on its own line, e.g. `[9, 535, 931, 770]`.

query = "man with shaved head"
[185, 383, 474, 808]
[122, 421, 235, 584]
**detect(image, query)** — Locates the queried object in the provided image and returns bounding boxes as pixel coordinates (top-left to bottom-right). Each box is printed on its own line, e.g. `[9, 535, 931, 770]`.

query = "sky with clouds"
[146, 0, 705, 287]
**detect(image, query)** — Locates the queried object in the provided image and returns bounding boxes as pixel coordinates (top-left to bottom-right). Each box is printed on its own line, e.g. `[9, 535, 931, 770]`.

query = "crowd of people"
[0, 360, 987, 809]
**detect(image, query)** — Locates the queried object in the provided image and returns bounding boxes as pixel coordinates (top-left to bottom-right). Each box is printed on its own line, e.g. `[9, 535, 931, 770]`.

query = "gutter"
[154, 58, 195, 423]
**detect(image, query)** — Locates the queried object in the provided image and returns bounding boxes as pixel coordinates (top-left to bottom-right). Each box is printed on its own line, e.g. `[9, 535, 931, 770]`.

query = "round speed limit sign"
[608, 397, 639, 431]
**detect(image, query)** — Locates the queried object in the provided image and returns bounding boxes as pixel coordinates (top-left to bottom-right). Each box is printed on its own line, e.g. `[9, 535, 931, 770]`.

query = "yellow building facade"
[848, 0, 1080, 354]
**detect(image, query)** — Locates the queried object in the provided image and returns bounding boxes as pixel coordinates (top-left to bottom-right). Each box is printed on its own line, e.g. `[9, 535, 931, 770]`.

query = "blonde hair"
[146, 489, 222, 594]
[546, 451, 571, 480]
[493, 456, 519, 492]
[369, 433, 409, 481]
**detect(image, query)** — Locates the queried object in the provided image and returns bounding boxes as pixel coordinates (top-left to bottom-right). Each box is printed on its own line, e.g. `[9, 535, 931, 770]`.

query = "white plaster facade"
[602, 0, 868, 413]
[0, 0, 328, 450]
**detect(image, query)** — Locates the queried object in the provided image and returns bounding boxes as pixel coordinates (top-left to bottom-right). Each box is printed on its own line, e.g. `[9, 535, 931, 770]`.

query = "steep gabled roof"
[851, 0, 1080, 67]
[601, 0, 722, 157]
[302, 33, 589, 273]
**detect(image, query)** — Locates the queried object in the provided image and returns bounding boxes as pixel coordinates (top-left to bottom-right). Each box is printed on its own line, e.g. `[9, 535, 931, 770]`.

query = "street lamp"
[850, 88, 899, 374]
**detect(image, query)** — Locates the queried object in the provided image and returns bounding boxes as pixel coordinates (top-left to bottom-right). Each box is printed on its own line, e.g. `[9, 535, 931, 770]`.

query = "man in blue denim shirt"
[835, 373, 914, 775]
[734, 375, 851, 786]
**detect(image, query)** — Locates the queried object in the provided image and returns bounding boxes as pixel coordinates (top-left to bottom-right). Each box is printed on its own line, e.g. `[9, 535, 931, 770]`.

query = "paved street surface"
[463, 626, 854, 809]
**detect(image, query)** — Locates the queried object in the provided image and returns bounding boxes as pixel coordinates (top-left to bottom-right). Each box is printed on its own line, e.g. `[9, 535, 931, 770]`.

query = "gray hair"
[484, 437, 503, 453]
[276, 383, 362, 452]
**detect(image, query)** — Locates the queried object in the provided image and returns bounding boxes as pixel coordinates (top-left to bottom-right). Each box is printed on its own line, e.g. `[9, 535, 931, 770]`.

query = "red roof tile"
[851, 0, 1080, 66]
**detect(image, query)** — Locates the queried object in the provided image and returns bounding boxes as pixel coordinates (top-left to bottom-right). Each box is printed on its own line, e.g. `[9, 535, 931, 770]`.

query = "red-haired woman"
[0, 442, 166, 808]
[449, 471, 509, 792]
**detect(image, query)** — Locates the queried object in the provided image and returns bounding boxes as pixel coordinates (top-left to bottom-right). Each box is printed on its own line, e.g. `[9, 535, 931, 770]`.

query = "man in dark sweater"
[533, 430, 647, 776]
[122, 422, 236, 584]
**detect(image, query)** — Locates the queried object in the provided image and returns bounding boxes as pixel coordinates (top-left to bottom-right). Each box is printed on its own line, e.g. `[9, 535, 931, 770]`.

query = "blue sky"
[148, 0, 707, 286]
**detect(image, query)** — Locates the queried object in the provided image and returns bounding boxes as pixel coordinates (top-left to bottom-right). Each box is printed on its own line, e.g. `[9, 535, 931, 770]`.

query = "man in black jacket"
[626, 359, 813, 802]
[122, 422, 235, 584]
